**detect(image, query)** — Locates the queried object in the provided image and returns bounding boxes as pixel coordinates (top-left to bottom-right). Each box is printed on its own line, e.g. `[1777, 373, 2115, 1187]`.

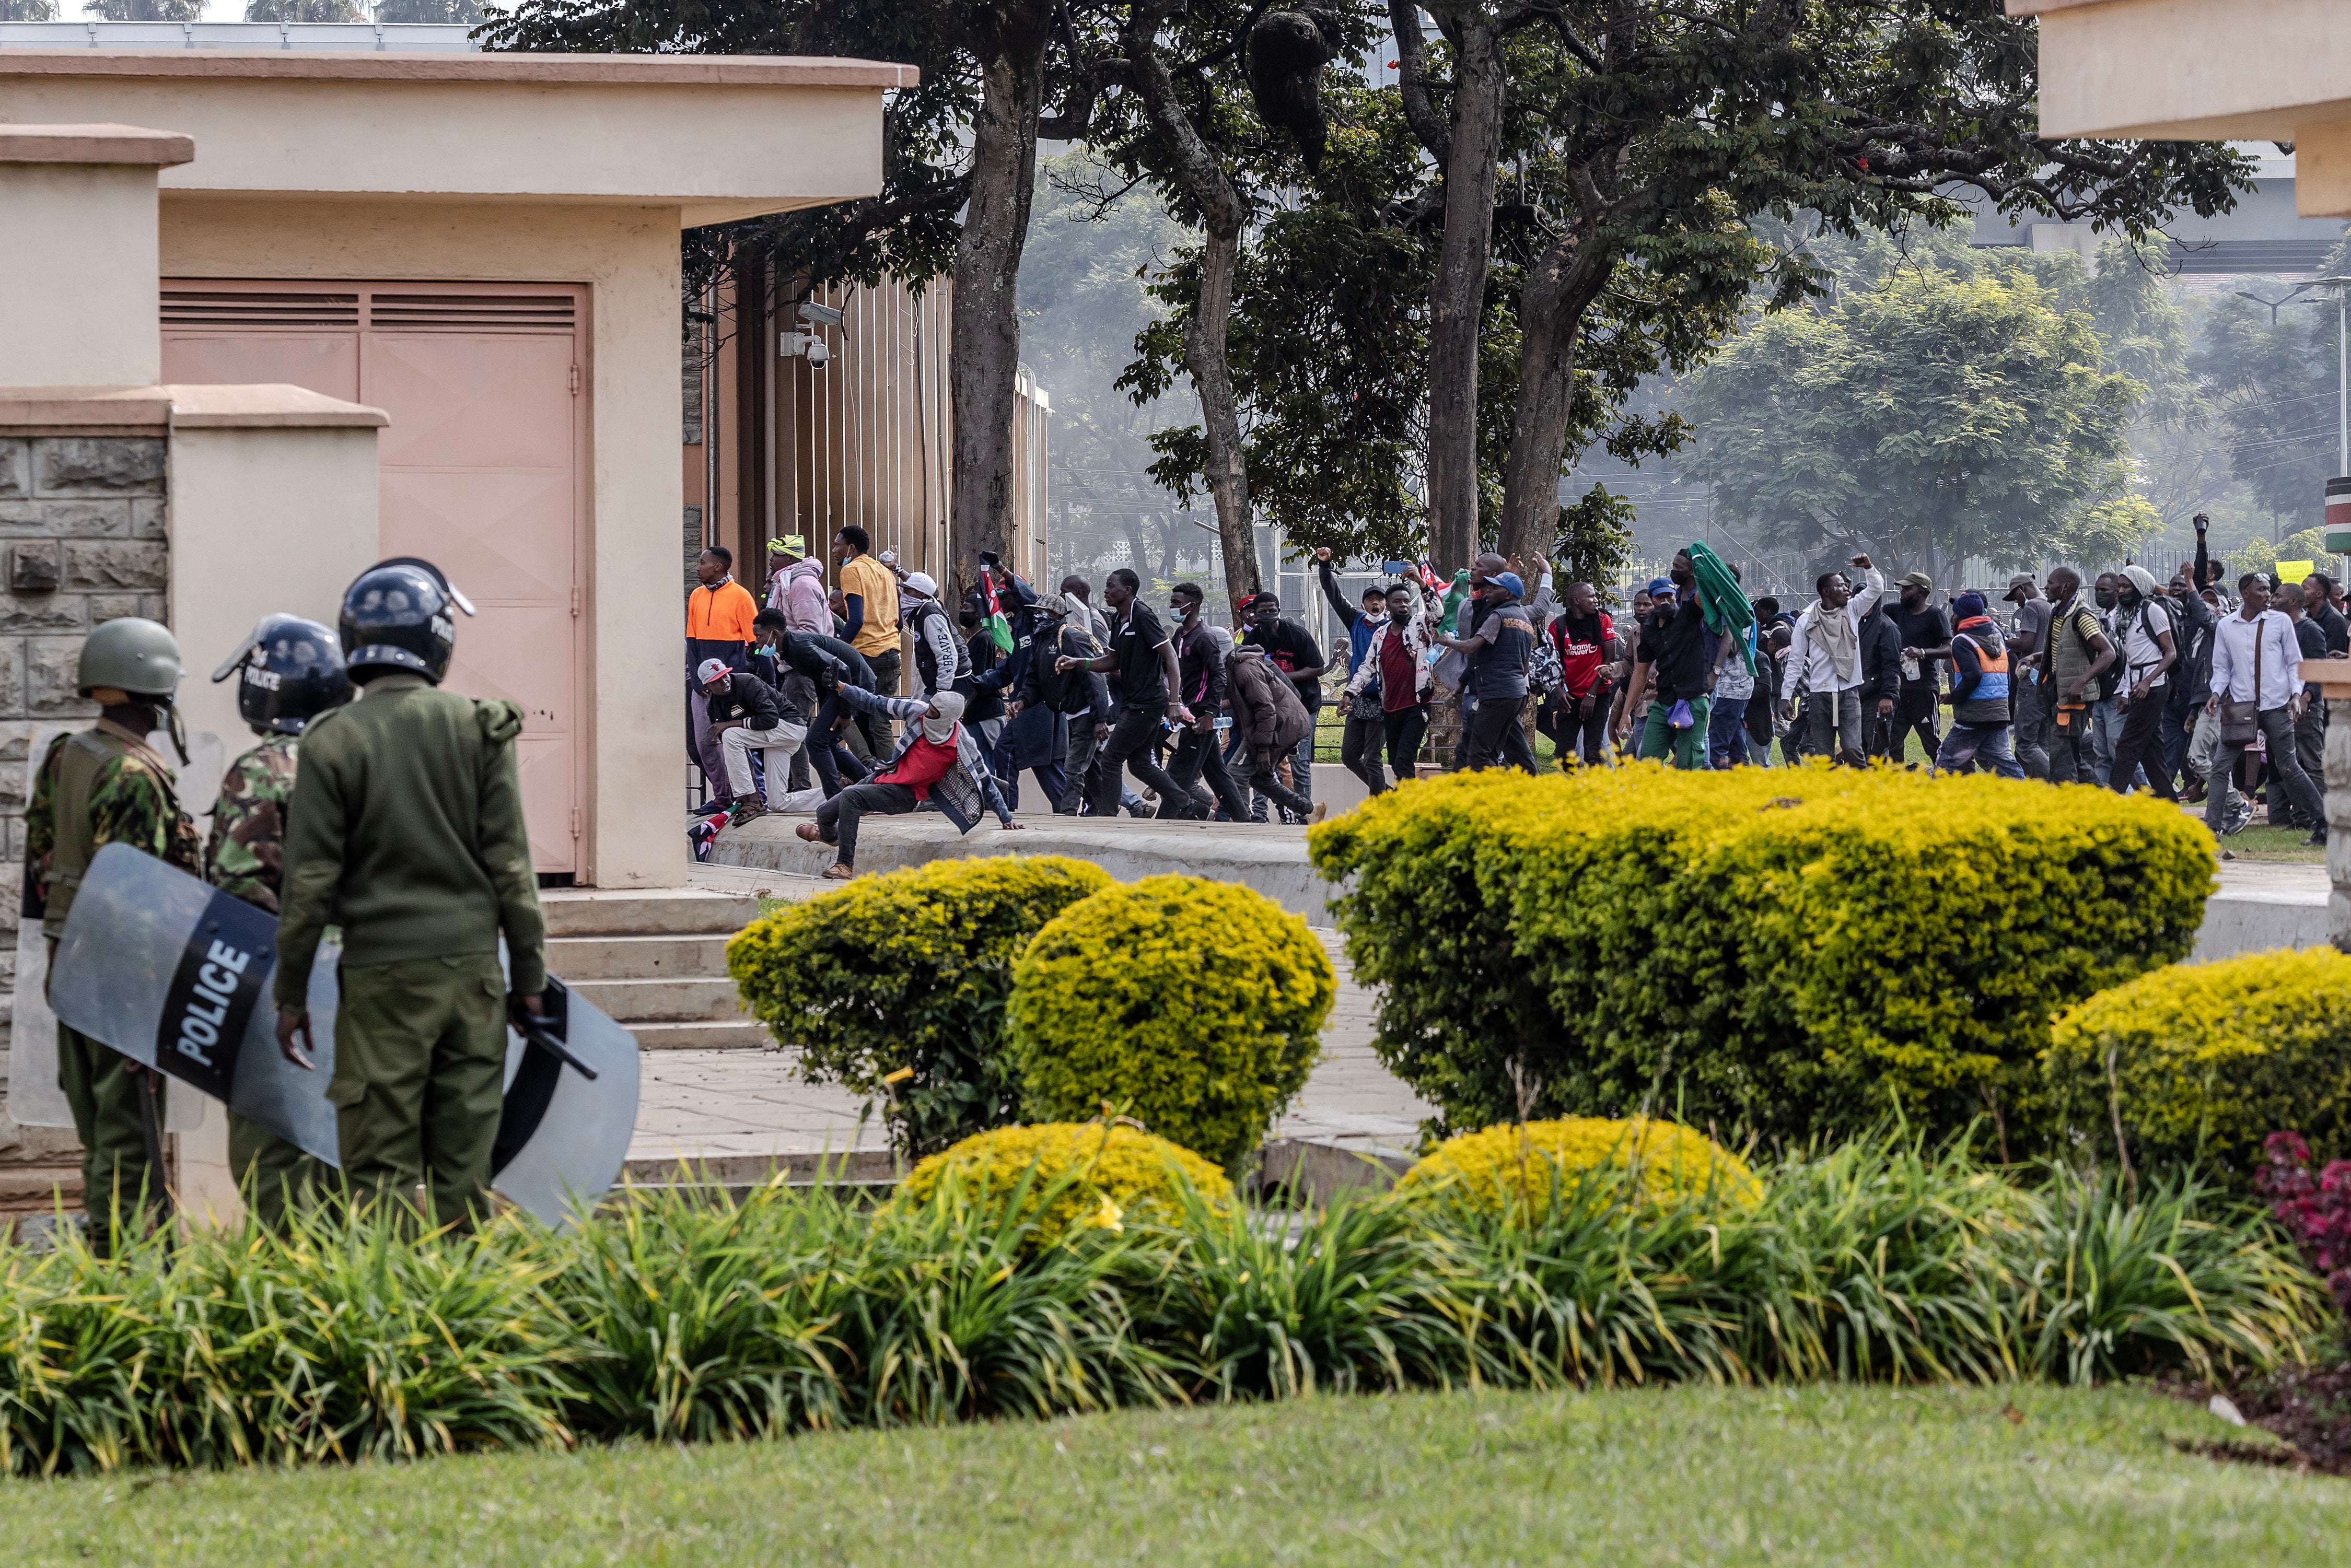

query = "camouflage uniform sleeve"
[205, 739, 296, 913]
[87, 753, 202, 876]
[24, 733, 69, 912]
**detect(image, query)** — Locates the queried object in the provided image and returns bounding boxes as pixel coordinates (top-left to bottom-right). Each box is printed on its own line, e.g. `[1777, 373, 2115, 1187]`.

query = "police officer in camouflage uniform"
[206, 614, 352, 1229]
[273, 559, 546, 1229]
[24, 617, 202, 1253]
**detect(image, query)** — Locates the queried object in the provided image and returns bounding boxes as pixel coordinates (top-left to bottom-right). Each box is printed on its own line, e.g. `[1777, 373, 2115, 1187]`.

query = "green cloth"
[1688, 542, 1758, 676]
[1440, 570, 1472, 628]
[57, 1021, 162, 1254]
[329, 952, 509, 1230]
[275, 674, 546, 1009]
[229, 1110, 332, 1232]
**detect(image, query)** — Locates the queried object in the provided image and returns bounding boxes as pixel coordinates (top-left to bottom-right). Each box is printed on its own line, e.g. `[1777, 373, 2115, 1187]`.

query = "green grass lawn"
[4, 1385, 2340, 1566]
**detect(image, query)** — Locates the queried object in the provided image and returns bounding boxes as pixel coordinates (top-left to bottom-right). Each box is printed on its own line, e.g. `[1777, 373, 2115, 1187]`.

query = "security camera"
[781, 330, 834, 366]
[799, 301, 846, 328]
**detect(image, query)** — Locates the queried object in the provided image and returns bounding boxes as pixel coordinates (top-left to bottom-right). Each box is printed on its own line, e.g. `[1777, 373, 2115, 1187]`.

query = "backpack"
[1528, 620, 1565, 695]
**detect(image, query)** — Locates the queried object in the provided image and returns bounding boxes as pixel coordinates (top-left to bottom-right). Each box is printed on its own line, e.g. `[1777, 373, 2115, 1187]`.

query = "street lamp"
[2235, 280, 2317, 326]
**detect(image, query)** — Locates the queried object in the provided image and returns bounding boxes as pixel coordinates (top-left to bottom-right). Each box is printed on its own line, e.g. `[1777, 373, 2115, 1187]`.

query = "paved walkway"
[627, 884, 1433, 1172]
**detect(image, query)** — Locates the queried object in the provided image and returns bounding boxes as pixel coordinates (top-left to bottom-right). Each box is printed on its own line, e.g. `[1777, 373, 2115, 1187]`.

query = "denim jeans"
[1934, 722, 2025, 779]
[1707, 694, 1750, 767]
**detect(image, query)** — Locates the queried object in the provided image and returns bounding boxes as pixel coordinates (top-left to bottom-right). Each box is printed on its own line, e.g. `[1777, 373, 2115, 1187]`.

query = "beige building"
[2017, 0, 2351, 216]
[0, 50, 901, 1214]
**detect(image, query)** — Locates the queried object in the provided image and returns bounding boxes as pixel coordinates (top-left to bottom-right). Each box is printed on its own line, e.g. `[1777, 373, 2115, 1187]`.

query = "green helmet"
[77, 617, 183, 701]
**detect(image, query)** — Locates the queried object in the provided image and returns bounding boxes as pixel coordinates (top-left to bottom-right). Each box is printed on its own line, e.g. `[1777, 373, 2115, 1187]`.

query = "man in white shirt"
[1777, 554, 1883, 767]
[2205, 572, 2325, 844]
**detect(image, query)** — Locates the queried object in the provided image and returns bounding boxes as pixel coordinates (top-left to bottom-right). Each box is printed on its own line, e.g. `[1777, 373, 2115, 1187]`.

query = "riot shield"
[48, 841, 338, 1161]
[48, 844, 642, 1226]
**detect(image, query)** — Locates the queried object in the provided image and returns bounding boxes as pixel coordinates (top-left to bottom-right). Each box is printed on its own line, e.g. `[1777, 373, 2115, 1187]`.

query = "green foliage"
[895, 1123, 1233, 1252]
[2044, 946, 2351, 1187]
[1007, 875, 1335, 1171]
[2191, 283, 2341, 533]
[1689, 264, 2157, 584]
[726, 857, 1113, 1159]
[1308, 767, 2214, 1151]
[1396, 1117, 1762, 1218]
[0, 1138, 2322, 1476]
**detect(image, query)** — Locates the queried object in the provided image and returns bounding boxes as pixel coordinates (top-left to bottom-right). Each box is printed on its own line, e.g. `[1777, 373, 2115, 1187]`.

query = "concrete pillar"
[2314, 668, 2351, 950]
[0, 126, 191, 390]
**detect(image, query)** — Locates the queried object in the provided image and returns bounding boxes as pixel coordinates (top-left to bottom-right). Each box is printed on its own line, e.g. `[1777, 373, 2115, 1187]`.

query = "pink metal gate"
[161, 281, 588, 879]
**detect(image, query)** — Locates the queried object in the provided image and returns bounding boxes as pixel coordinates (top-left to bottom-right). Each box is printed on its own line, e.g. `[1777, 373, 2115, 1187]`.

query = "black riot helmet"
[339, 556, 475, 684]
[210, 614, 354, 735]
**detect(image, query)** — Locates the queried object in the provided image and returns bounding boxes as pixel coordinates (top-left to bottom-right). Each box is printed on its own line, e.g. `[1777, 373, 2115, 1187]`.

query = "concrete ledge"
[0, 385, 171, 432]
[712, 812, 1344, 927]
[0, 121, 192, 165]
[165, 381, 387, 428]
[1251, 1137, 1413, 1205]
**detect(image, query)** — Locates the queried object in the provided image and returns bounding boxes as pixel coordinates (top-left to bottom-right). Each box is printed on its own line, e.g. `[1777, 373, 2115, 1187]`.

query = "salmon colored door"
[161, 283, 588, 880]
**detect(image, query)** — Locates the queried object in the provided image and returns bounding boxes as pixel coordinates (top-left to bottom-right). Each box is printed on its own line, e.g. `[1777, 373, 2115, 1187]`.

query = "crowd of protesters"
[683, 528, 1369, 876]
[686, 508, 2336, 874]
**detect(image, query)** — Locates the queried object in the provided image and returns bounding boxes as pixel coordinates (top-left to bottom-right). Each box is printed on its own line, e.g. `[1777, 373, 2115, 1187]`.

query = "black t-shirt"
[1108, 601, 1172, 712]
[1242, 617, 1325, 711]
[2310, 600, 2349, 657]
[1639, 596, 1710, 704]
[1892, 603, 1949, 688]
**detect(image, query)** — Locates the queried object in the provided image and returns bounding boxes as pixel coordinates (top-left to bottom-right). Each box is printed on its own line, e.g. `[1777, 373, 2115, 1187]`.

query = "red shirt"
[878, 733, 958, 800]
[1555, 612, 1614, 698]
[1377, 624, 1422, 713]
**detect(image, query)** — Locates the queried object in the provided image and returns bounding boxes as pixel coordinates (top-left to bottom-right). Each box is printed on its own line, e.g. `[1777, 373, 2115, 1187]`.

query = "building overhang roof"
[0, 49, 911, 226]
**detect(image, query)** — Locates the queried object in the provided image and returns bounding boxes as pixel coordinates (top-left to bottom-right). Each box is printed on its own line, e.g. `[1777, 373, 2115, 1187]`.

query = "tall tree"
[2191, 285, 2340, 540]
[1379, 0, 2251, 571]
[482, 0, 1104, 571]
[1080, 2, 1382, 600]
[1687, 265, 2156, 586]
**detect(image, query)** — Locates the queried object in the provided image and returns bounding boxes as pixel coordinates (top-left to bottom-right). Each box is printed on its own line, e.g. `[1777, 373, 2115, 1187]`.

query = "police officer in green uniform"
[272, 559, 546, 1229]
[22, 617, 202, 1253]
[206, 614, 352, 1229]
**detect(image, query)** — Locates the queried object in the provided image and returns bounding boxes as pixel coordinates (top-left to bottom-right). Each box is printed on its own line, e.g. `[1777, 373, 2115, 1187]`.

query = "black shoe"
[2307, 830, 2330, 848]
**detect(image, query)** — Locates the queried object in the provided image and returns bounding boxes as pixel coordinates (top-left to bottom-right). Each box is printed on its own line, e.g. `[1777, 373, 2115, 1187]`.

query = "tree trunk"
[1125, 6, 1260, 606]
[1185, 223, 1260, 607]
[949, 26, 1051, 578]
[1497, 227, 1611, 565]
[1422, 11, 1507, 574]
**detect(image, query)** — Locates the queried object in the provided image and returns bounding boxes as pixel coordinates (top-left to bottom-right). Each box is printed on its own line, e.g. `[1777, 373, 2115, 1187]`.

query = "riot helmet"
[210, 614, 354, 735]
[77, 616, 183, 703]
[339, 556, 475, 684]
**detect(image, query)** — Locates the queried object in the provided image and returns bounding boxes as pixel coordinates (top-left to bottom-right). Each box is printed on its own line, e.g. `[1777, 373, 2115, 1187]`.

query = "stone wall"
[0, 433, 169, 1214]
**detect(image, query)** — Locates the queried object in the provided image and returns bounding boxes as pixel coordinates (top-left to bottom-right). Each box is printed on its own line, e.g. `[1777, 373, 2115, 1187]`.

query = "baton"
[135, 1068, 176, 1222]
[517, 1017, 600, 1082]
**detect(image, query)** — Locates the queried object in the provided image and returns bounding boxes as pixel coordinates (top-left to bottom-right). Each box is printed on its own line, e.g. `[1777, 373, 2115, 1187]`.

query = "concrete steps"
[541, 886, 769, 1051]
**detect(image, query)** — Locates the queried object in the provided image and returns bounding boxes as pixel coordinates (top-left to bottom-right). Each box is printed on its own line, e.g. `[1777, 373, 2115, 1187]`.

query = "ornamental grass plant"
[0, 1136, 2324, 1478]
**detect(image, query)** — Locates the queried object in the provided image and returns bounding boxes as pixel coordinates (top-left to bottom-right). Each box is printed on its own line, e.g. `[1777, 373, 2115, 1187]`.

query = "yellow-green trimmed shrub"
[2044, 946, 2351, 1184]
[1007, 875, 1335, 1171]
[1396, 1117, 1763, 1216]
[727, 856, 1112, 1157]
[1309, 765, 2214, 1151]
[894, 1122, 1232, 1248]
